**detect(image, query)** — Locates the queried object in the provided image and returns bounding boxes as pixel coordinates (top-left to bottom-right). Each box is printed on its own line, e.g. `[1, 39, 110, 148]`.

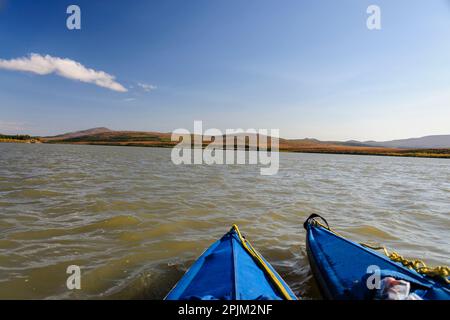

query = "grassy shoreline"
[3, 128, 448, 159]
[0, 138, 41, 144]
[41, 140, 450, 159]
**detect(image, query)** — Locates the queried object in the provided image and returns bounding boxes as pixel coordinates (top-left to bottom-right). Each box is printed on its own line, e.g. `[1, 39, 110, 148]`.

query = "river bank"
[41, 140, 450, 159]
[0, 138, 41, 143]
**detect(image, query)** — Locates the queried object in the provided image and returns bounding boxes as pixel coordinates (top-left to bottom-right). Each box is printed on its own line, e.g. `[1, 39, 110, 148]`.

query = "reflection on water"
[0, 143, 449, 299]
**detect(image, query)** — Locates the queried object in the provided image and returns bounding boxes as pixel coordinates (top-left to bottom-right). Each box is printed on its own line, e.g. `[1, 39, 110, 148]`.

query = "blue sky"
[1, 0, 450, 140]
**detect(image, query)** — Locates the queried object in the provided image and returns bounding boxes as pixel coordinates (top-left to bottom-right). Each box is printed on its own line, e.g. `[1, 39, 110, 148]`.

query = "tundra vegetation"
[2, 128, 449, 159]
[38, 129, 450, 159]
[0, 134, 40, 143]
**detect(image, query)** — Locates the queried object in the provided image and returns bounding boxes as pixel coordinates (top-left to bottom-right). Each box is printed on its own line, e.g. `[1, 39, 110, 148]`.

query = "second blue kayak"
[165, 225, 297, 300]
[304, 214, 450, 300]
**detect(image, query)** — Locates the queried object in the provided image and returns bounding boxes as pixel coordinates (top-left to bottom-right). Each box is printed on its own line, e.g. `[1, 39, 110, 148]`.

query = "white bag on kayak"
[376, 277, 423, 300]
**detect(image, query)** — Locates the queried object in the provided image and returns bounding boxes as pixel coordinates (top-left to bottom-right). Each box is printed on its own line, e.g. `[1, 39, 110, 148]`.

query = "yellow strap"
[361, 243, 450, 284]
[231, 224, 295, 300]
[310, 219, 450, 284]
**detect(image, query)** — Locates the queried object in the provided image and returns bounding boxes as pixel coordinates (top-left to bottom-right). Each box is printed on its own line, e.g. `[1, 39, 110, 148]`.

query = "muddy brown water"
[0, 143, 448, 299]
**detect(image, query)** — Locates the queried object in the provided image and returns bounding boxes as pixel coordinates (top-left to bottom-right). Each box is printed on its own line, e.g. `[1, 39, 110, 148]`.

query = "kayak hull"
[165, 227, 297, 300]
[305, 217, 450, 300]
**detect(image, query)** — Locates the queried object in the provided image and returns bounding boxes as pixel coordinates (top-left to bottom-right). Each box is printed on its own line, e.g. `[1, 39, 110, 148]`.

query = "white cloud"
[0, 53, 127, 92]
[137, 82, 157, 92]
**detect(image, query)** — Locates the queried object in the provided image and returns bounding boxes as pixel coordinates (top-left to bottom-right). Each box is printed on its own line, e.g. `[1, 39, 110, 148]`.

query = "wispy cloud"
[0, 53, 127, 92]
[123, 97, 136, 102]
[137, 82, 157, 92]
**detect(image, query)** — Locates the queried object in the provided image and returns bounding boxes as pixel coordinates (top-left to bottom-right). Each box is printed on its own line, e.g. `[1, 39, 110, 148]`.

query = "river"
[0, 143, 448, 299]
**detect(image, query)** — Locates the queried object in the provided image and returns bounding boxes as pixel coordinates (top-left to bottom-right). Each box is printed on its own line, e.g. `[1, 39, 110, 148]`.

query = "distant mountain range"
[339, 135, 450, 149]
[30, 128, 449, 158]
[44, 128, 450, 149]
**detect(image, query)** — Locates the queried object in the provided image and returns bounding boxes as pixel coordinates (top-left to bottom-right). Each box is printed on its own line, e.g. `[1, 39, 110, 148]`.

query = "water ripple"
[0, 143, 449, 299]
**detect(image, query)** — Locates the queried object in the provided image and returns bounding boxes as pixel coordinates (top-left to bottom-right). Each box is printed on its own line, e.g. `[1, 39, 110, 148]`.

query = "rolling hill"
[354, 135, 450, 149]
[44, 127, 113, 141]
[39, 128, 450, 158]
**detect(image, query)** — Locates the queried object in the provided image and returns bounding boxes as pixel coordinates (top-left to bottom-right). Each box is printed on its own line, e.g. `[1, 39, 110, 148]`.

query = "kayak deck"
[165, 226, 297, 300]
[304, 215, 450, 300]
